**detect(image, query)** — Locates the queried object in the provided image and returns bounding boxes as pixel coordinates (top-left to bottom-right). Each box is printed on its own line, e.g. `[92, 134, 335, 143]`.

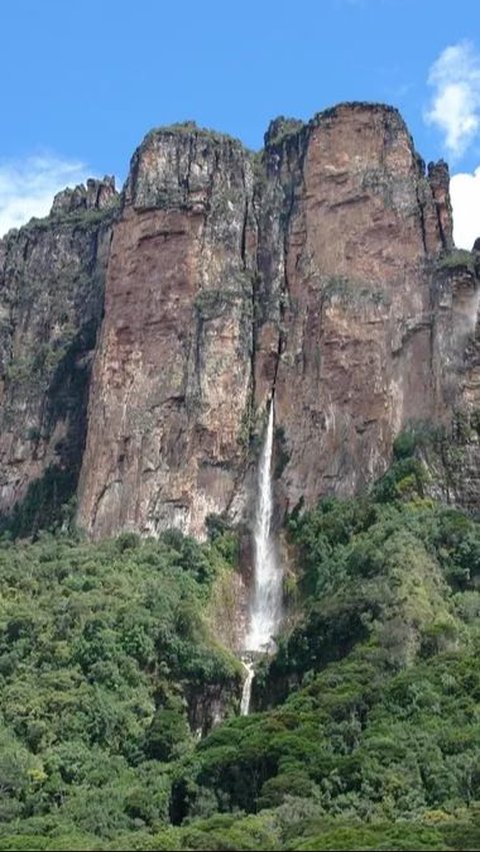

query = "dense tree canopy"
[0, 445, 480, 850]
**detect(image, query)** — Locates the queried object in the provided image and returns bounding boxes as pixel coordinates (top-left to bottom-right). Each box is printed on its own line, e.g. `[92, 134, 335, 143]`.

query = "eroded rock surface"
[257, 104, 455, 513]
[0, 179, 118, 528]
[79, 105, 479, 539]
[77, 127, 257, 538]
[1, 106, 479, 538]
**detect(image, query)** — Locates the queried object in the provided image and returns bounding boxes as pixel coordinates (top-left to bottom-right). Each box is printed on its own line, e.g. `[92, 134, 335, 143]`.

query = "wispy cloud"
[425, 40, 480, 158]
[0, 155, 90, 237]
[450, 167, 480, 249]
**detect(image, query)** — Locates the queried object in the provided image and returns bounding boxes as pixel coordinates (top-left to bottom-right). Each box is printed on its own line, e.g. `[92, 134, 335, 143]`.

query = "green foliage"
[22, 202, 119, 236]
[0, 465, 77, 539]
[171, 478, 480, 842]
[436, 248, 476, 273]
[2, 454, 480, 849]
[144, 702, 191, 762]
[205, 515, 239, 565]
[266, 116, 304, 147]
[0, 530, 240, 845]
[372, 456, 427, 502]
[290, 820, 448, 850]
[144, 122, 245, 148]
[322, 275, 388, 307]
[393, 429, 417, 459]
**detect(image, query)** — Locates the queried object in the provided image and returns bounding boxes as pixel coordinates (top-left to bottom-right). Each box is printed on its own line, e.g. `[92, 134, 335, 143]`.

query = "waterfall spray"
[245, 400, 283, 653]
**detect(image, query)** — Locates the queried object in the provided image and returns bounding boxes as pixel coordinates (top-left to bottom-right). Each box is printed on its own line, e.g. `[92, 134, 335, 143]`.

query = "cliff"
[77, 126, 257, 538]
[0, 178, 119, 532]
[1, 105, 479, 539]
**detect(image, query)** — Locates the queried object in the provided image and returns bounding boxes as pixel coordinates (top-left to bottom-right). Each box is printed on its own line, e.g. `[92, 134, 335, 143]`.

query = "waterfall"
[240, 661, 255, 716]
[245, 400, 283, 653]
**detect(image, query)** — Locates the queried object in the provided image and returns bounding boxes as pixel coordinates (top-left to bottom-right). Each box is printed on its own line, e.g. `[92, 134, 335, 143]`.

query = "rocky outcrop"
[0, 178, 119, 530]
[51, 176, 117, 216]
[77, 126, 257, 538]
[1, 105, 479, 539]
[257, 104, 458, 515]
[78, 104, 479, 539]
[420, 250, 480, 510]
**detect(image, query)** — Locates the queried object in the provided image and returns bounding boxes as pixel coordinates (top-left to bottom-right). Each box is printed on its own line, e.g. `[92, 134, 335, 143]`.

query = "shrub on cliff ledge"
[436, 248, 476, 273]
[393, 429, 417, 459]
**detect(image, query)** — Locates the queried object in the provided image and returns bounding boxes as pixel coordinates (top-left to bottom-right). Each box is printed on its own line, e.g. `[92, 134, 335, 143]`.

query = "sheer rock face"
[77, 105, 477, 539]
[77, 128, 257, 538]
[257, 104, 457, 513]
[424, 256, 480, 511]
[1, 106, 479, 537]
[0, 179, 118, 515]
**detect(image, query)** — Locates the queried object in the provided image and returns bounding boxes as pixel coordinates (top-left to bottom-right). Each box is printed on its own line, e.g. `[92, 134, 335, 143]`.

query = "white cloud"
[425, 41, 480, 158]
[0, 155, 90, 237]
[451, 167, 480, 249]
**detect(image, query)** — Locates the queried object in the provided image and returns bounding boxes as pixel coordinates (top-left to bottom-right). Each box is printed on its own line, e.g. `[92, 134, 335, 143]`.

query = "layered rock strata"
[1, 106, 478, 538]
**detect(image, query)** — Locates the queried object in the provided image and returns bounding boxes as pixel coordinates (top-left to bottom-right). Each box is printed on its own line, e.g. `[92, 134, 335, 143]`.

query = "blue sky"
[1, 0, 480, 246]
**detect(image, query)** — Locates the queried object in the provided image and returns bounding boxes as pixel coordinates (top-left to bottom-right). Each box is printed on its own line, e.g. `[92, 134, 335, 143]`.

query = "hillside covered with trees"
[0, 437, 479, 850]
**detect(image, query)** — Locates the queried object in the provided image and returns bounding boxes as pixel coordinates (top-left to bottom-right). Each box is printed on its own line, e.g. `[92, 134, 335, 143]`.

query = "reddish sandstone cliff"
[76, 105, 478, 540]
[257, 104, 452, 514]
[0, 105, 478, 539]
[77, 126, 257, 538]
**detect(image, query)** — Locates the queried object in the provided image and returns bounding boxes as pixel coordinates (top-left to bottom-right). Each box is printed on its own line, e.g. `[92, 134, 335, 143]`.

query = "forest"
[0, 438, 479, 850]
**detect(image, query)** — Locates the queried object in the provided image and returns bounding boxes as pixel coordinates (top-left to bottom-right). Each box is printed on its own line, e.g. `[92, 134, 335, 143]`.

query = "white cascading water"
[245, 400, 283, 654]
[240, 661, 255, 716]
